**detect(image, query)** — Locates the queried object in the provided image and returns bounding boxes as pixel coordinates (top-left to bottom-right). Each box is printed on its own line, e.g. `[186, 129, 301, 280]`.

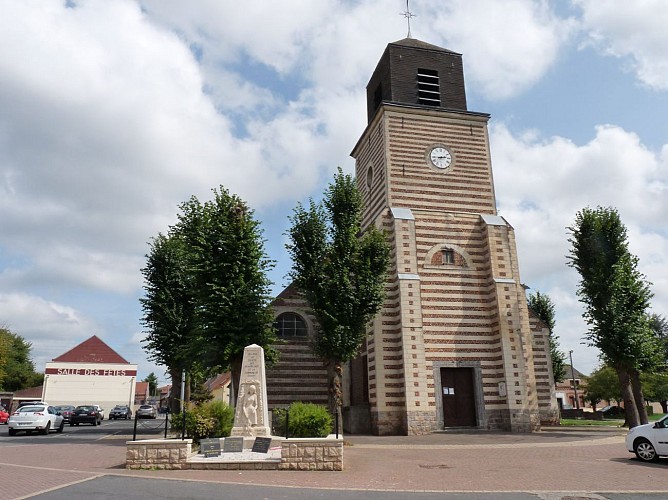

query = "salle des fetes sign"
[45, 368, 137, 377]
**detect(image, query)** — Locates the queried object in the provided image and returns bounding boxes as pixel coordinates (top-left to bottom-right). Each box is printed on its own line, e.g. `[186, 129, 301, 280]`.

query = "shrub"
[170, 400, 234, 444]
[274, 402, 332, 438]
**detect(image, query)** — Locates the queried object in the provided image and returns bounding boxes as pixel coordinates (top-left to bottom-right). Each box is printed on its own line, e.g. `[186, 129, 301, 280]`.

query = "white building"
[42, 335, 137, 410]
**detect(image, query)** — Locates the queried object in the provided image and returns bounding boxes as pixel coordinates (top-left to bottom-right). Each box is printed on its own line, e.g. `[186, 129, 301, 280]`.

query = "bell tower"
[351, 38, 547, 435]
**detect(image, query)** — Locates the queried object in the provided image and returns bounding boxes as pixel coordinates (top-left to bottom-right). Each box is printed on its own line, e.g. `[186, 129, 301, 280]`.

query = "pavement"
[2, 425, 668, 499]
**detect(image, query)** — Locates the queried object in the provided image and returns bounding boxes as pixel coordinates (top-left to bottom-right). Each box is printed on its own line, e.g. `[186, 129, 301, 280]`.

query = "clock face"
[429, 146, 452, 169]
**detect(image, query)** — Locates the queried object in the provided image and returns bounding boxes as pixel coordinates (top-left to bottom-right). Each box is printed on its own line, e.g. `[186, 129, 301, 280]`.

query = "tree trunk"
[616, 365, 639, 428]
[661, 400, 667, 414]
[230, 358, 242, 408]
[184, 372, 191, 408]
[168, 368, 182, 415]
[630, 368, 649, 425]
[326, 359, 343, 435]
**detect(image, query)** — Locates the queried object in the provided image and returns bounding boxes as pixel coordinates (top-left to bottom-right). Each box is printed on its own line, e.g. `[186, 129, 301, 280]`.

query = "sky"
[1, 0, 667, 386]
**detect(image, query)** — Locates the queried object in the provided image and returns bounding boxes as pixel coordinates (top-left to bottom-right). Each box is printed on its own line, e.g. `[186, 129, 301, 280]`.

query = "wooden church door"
[441, 367, 476, 427]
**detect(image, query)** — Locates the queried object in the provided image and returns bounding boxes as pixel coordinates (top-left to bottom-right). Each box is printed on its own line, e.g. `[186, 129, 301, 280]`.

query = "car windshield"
[18, 405, 45, 413]
[140, 406, 152, 409]
[56, 406, 74, 411]
[114, 406, 128, 410]
[77, 406, 94, 411]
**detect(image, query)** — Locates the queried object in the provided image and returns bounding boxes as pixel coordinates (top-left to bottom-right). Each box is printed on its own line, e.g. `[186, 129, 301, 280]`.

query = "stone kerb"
[279, 435, 344, 471]
[126, 438, 192, 470]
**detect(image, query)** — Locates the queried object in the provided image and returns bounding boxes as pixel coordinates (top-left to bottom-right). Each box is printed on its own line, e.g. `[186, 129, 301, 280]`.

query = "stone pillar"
[231, 344, 271, 437]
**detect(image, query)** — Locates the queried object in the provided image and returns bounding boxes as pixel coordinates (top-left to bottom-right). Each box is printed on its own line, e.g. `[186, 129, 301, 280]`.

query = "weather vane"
[400, 0, 415, 38]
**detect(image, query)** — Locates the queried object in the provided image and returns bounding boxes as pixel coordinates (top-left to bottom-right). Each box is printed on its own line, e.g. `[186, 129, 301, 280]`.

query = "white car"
[8, 404, 65, 436]
[626, 414, 668, 462]
[93, 405, 105, 420]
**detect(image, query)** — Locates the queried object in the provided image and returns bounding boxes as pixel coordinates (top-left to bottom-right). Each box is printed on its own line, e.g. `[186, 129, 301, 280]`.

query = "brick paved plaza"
[2, 426, 667, 499]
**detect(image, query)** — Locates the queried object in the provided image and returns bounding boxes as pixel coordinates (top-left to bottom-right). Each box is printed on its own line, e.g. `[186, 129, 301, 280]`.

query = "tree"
[175, 188, 277, 398]
[568, 207, 659, 427]
[143, 372, 158, 397]
[141, 233, 197, 413]
[527, 291, 566, 383]
[141, 187, 277, 409]
[0, 327, 43, 391]
[648, 314, 668, 369]
[642, 371, 668, 413]
[287, 168, 391, 432]
[647, 313, 668, 412]
[584, 365, 620, 408]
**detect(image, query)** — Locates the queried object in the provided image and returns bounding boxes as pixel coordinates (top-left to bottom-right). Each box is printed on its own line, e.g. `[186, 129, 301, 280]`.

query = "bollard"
[132, 412, 138, 441]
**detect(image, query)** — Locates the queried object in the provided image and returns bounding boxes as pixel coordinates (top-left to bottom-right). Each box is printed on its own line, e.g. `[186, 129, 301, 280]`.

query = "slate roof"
[52, 335, 130, 364]
[390, 37, 461, 55]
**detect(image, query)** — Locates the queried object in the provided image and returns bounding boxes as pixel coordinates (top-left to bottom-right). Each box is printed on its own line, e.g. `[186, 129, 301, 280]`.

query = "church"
[266, 37, 559, 435]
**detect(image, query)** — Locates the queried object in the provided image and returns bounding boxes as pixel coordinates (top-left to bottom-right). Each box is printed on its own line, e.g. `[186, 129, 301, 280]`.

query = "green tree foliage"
[141, 187, 276, 409]
[0, 328, 10, 389]
[647, 313, 668, 412]
[584, 365, 621, 407]
[0, 327, 43, 392]
[287, 168, 390, 431]
[143, 372, 158, 397]
[648, 314, 668, 369]
[568, 207, 659, 427]
[140, 233, 196, 412]
[641, 371, 668, 414]
[527, 291, 566, 383]
[174, 189, 276, 396]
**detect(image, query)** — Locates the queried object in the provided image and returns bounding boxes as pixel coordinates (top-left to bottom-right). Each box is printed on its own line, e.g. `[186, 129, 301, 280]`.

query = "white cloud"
[421, 0, 575, 99]
[0, 0, 663, 381]
[491, 122, 668, 373]
[575, 0, 668, 90]
[0, 292, 99, 368]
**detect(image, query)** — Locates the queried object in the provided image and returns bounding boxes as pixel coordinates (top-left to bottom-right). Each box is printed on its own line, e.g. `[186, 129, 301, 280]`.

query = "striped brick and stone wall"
[266, 285, 328, 412]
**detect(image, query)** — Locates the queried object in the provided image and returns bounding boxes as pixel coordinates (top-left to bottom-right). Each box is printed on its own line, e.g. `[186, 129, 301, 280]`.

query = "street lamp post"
[569, 350, 579, 410]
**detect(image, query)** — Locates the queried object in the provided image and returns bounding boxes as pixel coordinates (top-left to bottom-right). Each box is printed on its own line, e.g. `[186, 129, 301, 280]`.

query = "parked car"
[54, 405, 76, 423]
[158, 406, 169, 415]
[626, 414, 668, 462]
[601, 405, 625, 418]
[7, 404, 65, 435]
[93, 405, 105, 420]
[0, 406, 9, 424]
[109, 405, 132, 420]
[136, 404, 157, 419]
[70, 405, 103, 426]
[17, 400, 49, 409]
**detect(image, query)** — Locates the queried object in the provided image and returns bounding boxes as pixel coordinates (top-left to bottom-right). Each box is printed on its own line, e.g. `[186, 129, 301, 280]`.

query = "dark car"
[70, 405, 102, 426]
[54, 405, 76, 423]
[109, 405, 132, 420]
[136, 405, 157, 419]
[600, 405, 625, 418]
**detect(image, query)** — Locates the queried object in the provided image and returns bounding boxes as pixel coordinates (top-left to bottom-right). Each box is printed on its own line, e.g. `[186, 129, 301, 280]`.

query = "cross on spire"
[400, 0, 415, 38]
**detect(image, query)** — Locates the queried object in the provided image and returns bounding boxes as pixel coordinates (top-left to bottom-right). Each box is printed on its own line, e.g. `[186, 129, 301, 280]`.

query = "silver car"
[136, 405, 157, 419]
[626, 414, 668, 462]
[8, 404, 65, 436]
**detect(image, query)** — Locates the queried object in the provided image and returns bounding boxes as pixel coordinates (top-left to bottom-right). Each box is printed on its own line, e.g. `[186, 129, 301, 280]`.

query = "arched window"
[275, 312, 308, 338]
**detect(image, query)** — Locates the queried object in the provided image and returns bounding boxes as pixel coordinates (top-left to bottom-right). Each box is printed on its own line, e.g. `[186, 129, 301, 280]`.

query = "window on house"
[417, 68, 441, 106]
[442, 249, 455, 264]
[275, 312, 308, 338]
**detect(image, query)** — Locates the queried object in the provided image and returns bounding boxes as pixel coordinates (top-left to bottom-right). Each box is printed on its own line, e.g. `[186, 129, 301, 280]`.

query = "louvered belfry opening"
[417, 68, 441, 106]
